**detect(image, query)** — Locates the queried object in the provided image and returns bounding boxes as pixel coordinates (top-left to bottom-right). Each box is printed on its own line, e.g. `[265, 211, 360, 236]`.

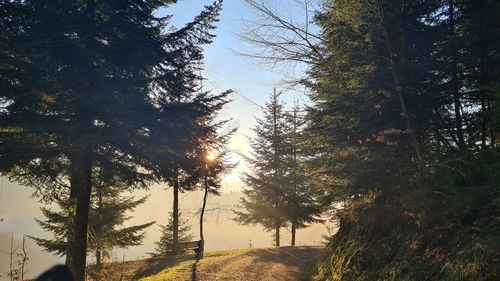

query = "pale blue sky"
[160, 0, 310, 188]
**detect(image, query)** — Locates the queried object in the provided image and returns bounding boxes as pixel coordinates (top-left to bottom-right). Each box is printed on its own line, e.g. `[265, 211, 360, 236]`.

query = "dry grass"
[140, 247, 323, 281]
[95, 249, 254, 281]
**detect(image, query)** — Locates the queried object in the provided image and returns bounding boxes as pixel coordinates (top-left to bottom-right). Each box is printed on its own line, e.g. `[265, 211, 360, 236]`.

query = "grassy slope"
[98, 249, 254, 281]
[140, 249, 253, 281]
[310, 151, 500, 281]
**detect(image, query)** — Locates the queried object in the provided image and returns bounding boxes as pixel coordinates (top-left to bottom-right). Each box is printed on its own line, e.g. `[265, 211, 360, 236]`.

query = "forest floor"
[108, 246, 323, 281]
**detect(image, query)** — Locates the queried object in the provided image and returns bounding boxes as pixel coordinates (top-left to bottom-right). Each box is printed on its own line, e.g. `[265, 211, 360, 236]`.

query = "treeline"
[0, 1, 234, 281]
[243, 0, 500, 280]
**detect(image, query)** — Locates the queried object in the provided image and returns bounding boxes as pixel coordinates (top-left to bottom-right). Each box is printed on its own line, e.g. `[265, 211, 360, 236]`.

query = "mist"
[0, 179, 331, 279]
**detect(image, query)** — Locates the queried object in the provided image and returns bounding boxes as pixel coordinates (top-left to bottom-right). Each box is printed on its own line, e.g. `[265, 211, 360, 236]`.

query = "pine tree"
[303, 0, 444, 203]
[239, 0, 500, 278]
[136, 1, 227, 255]
[0, 1, 225, 279]
[29, 174, 154, 268]
[234, 89, 289, 246]
[154, 210, 194, 256]
[193, 92, 236, 254]
[305, 1, 500, 278]
[283, 104, 323, 246]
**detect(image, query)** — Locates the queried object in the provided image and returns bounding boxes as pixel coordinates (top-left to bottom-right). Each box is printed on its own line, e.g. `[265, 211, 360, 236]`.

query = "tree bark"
[95, 185, 103, 270]
[68, 147, 93, 281]
[200, 175, 208, 242]
[275, 222, 280, 247]
[291, 221, 296, 246]
[376, 2, 423, 174]
[199, 174, 209, 259]
[95, 250, 101, 269]
[66, 165, 79, 267]
[172, 171, 179, 254]
[449, 0, 466, 150]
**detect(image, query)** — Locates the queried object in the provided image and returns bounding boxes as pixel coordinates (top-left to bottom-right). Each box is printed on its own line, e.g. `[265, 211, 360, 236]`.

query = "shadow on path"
[132, 253, 196, 280]
[248, 246, 323, 267]
[190, 260, 198, 281]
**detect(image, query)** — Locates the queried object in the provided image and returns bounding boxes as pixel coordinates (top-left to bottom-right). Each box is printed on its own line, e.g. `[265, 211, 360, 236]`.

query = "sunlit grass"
[139, 248, 254, 281]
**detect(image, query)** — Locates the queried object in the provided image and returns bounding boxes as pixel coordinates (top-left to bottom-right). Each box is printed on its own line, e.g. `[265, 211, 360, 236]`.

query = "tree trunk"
[95, 185, 103, 270]
[200, 175, 209, 242]
[291, 221, 296, 246]
[172, 172, 179, 254]
[275, 222, 280, 247]
[377, 2, 423, 175]
[68, 147, 93, 281]
[199, 174, 209, 259]
[449, 0, 466, 150]
[66, 166, 79, 267]
[66, 2, 96, 280]
[490, 99, 496, 146]
[95, 250, 101, 269]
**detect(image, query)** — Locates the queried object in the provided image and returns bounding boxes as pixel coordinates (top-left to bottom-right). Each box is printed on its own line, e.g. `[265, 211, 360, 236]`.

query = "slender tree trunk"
[490, 99, 496, 146]
[478, 10, 493, 148]
[96, 250, 101, 269]
[291, 221, 296, 246]
[199, 174, 209, 259]
[449, 0, 466, 150]
[9, 233, 13, 281]
[95, 186, 103, 270]
[480, 92, 488, 147]
[172, 172, 179, 253]
[377, 3, 423, 174]
[68, 147, 93, 281]
[200, 175, 208, 242]
[275, 221, 280, 247]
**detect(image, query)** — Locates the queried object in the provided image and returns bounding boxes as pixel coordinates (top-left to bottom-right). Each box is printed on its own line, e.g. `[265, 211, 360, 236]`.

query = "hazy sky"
[163, 0, 312, 189]
[0, 1, 328, 279]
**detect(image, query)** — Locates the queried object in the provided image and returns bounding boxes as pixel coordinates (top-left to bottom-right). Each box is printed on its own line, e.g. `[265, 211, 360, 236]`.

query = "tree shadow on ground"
[248, 246, 323, 267]
[131, 253, 197, 280]
[190, 260, 198, 281]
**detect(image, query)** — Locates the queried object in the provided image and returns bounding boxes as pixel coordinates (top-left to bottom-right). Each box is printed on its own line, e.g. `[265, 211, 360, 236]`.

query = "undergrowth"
[311, 150, 500, 281]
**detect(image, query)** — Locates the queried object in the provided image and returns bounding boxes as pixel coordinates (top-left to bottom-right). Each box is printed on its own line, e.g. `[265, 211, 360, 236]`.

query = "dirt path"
[192, 246, 323, 281]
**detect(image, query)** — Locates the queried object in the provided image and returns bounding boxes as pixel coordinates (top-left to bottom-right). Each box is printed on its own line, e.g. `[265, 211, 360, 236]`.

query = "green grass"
[140, 248, 253, 281]
[96, 248, 255, 281]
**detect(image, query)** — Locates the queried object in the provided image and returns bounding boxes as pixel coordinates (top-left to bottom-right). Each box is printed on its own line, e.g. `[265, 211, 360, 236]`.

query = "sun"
[206, 151, 217, 161]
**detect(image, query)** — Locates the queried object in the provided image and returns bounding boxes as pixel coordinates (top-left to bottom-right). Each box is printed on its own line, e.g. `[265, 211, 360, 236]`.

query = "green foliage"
[234, 90, 322, 246]
[234, 90, 291, 244]
[311, 150, 500, 281]
[29, 176, 154, 257]
[284, 104, 324, 244]
[0, 0, 227, 278]
[154, 211, 195, 256]
[297, 0, 500, 279]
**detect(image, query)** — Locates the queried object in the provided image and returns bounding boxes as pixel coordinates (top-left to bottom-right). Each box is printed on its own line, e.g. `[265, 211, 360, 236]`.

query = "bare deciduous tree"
[236, 0, 326, 85]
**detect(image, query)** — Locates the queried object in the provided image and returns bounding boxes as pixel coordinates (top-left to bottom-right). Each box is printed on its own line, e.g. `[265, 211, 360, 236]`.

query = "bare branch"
[235, 0, 325, 85]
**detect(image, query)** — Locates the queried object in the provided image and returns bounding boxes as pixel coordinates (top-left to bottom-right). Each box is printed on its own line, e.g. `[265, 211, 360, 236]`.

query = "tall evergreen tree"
[234, 89, 289, 246]
[284, 104, 323, 246]
[153, 87, 232, 254]
[154, 210, 194, 257]
[192, 90, 236, 251]
[303, 0, 443, 204]
[302, 0, 500, 279]
[0, 1, 226, 279]
[239, 0, 500, 278]
[29, 173, 154, 268]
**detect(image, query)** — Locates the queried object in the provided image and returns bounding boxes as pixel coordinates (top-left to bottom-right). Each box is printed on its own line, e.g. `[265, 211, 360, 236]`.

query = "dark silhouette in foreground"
[35, 265, 74, 281]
